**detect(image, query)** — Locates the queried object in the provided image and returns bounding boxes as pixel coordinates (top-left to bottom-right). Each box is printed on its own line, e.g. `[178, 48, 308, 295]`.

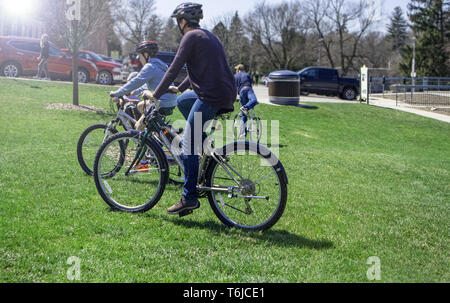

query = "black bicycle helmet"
[135, 41, 159, 58]
[171, 2, 203, 25]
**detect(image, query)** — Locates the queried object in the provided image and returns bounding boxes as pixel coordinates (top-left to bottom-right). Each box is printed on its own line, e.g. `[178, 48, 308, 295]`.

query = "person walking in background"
[254, 72, 260, 86]
[35, 34, 50, 80]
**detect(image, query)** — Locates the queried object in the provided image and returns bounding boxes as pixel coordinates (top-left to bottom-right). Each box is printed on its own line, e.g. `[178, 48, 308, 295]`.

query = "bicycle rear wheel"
[93, 131, 169, 213]
[205, 141, 288, 231]
[77, 124, 117, 175]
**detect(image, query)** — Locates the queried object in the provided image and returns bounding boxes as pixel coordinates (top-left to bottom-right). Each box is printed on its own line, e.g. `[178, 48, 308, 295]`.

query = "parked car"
[261, 75, 270, 87]
[0, 36, 98, 83]
[62, 49, 122, 85]
[99, 55, 122, 65]
[120, 52, 142, 83]
[298, 67, 360, 100]
[120, 51, 187, 86]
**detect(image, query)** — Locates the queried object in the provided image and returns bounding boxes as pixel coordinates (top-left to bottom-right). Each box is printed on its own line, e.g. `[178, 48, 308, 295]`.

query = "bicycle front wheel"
[205, 141, 288, 231]
[77, 123, 117, 175]
[93, 131, 169, 213]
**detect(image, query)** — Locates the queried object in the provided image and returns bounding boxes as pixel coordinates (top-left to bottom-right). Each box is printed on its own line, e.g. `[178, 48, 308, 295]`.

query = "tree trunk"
[72, 20, 79, 107]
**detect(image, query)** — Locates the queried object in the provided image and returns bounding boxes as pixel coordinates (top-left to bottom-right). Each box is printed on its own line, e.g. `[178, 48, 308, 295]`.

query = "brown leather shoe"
[167, 196, 200, 215]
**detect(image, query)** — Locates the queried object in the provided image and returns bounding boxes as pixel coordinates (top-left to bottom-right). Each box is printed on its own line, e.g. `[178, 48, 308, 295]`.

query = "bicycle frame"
[126, 107, 269, 200]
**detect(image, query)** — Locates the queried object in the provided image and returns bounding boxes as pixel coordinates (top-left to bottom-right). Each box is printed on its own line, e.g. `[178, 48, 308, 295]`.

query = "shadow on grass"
[158, 215, 333, 250]
[297, 104, 319, 110]
[12, 78, 42, 90]
[72, 109, 114, 120]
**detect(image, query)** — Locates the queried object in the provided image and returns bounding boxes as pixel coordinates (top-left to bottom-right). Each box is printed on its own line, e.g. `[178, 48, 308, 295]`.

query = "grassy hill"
[0, 78, 448, 282]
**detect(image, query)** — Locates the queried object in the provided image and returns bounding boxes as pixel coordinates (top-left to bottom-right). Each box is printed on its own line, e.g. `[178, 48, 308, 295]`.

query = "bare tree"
[210, 12, 236, 54]
[305, 0, 335, 67]
[244, 0, 313, 70]
[358, 32, 392, 67]
[305, 0, 379, 75]
[159, 18, 182, 52]
[39, 0, 112, 105]
[112, 0, 163, 46]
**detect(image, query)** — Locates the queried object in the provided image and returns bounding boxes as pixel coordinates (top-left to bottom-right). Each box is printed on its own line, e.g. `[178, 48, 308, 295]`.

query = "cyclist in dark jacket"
[142, 3, 237, 215]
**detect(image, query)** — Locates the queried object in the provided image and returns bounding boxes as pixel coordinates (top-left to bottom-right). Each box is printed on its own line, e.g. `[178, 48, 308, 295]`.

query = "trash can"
[268, 70, 300, 106]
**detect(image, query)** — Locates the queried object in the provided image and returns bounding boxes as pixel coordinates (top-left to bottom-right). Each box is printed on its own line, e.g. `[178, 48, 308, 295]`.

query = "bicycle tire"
[232, 113, 243, 140]
[205, 141, 288, 231]
[248, 116, 262, 143]
[93, 131, 169, 213]
[77, 123, 118, 175]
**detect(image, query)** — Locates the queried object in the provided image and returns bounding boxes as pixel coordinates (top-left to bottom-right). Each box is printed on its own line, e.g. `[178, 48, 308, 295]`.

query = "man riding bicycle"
[142, 2, 237, 215]
[109, 41, 177, 130]
[234, 64, 259, 138]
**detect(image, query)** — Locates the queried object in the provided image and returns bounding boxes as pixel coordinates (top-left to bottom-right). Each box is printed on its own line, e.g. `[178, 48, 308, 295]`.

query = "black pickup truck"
[298, 67, 360, 100]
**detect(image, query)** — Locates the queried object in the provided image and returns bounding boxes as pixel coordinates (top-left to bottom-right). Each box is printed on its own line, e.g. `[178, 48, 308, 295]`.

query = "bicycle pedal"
[179, 209, 193, 217]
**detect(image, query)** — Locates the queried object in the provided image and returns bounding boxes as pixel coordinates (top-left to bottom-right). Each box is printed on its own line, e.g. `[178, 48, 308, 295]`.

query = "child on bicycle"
[109, 41, 177, 130]
[234, 64, 259, 137]
[141, 2, 237, 215]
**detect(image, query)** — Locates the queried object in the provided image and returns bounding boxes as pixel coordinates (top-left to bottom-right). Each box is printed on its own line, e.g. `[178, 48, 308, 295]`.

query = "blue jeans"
[239, 87, 259, 135]
[177, 91, 219, 201]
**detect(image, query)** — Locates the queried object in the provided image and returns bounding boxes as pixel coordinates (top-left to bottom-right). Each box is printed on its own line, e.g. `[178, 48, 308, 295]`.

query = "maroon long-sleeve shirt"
[153, 28, 237, 111]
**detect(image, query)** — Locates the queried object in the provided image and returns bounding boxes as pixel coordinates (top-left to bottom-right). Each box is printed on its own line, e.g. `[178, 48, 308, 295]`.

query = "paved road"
[252, 85, 449, 123]
[252, 85, 358, 105]
[4, 77, 449, 123]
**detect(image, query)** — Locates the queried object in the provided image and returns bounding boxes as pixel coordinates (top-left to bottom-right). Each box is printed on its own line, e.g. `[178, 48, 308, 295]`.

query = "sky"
[154, 0, 411, 28]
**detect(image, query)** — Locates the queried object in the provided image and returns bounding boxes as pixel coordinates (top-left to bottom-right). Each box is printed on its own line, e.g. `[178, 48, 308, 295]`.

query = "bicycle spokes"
[209, 147, 284, 229]
[95, 133, 166, 211]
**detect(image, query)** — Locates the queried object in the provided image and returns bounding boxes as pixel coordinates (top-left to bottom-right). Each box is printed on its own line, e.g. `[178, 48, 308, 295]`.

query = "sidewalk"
[367, 96, 450, 123]
[252, 85, 450, 123]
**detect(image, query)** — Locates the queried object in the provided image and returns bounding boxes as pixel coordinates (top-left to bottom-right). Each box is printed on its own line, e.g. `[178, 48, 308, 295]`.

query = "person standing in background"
[254, 72, 260, 86]
[35, 34, 50, 80]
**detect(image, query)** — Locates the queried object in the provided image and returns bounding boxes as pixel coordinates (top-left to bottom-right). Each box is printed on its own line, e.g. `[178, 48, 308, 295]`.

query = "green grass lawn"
[0, 78, 448, 282]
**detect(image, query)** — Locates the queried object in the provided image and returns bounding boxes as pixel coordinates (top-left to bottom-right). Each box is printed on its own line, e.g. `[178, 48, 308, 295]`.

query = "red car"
[63, 49, 122, 85]
[0, 36, 98, 83]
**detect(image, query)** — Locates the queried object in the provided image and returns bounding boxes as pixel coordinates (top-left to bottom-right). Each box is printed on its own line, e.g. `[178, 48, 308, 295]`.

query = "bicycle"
[232, 106, 262, 143]
[92, 98, 288, 231]
[76, 96, 185, 185]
